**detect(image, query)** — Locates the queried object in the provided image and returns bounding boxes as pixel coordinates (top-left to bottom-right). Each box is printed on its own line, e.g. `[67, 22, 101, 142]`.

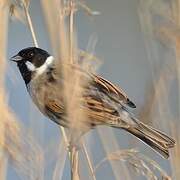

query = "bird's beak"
[10, 54, 22, 62]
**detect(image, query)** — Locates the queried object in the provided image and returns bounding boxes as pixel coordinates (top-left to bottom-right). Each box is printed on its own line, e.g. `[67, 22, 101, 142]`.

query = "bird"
[11, 47, 175, 159]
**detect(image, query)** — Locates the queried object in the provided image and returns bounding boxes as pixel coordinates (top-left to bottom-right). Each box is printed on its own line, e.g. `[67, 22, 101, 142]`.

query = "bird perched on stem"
[11, 47, 175, 159]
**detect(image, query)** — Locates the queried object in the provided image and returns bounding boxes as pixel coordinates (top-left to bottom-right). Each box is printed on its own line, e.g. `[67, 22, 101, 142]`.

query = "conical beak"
[10, 54, 22, 62]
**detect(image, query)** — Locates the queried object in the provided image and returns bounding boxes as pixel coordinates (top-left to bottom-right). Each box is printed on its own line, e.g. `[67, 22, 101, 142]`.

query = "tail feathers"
[126, 98, 136, 108]
[111, 118, 175, 159]
[127, 122, 175, 159]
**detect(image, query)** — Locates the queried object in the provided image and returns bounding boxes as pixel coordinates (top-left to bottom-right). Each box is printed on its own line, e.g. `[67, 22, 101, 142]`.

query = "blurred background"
[2, 0, 179, 179]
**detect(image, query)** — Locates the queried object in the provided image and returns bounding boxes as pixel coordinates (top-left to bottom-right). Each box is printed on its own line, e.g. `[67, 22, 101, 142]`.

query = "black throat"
[17, 62, 32, 85]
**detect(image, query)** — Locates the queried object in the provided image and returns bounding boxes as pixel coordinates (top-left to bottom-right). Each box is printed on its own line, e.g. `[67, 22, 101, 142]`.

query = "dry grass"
[138, 1, 180, 180]
[41, 1, 95, 179]
[95, 149, 171, 180]
[170, 124, 180, 179]
[1, 0, 180, 180]
[0, 2, 44, 180]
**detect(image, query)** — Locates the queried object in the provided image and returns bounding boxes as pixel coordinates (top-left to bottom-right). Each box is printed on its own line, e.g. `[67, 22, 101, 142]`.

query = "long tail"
[110, 116, 175, 159]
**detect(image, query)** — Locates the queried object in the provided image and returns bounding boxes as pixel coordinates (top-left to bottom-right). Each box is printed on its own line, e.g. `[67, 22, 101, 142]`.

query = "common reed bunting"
[11, 47, 175, 158]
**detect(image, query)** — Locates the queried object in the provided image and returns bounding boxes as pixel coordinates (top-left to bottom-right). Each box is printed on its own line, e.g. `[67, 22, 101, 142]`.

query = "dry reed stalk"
[170, 124, 180, 179]
[56, 1, 81, 179]
[81, 140, 96, 180]
[19, 2, 46, 178]
[138, 1, 180, 180]
[0, 3, 8, 178]
[69, 0, 75, 64]
[12, 2, 80, 179]
[18, 0, 46, 162]
[40, 1, 97, 179]
[97, 127, 131, 180]
[0, 0, 8, 110]
[40, 1, 71, 179]
[77, 1, 100, 16]
[139, 64, 174, 130]
[61, 124, 96, 180]
[138, 0, 179, 125]
[95, 149, 171, 180]
[70, 146, 80, 180]
[0, 38, 44, 179]
[67, 1, 81, 179]
[138, 0, 162, 126]
[60, 126, 96, 180]
[0, 4, 44, 173]
[22, 1, 38, 47]
[139, 22, 180, 125]
[158, 1, 180, 125]
[52, 138, 68, 180]
[170, 2, 180, 175]
[4, 119, 44, 180]
[138, 0, 180, 132]
[172, 1, 180, 135]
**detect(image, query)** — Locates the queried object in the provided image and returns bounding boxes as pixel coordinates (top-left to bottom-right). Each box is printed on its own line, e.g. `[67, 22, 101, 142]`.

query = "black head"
[11, 47, 53, 84]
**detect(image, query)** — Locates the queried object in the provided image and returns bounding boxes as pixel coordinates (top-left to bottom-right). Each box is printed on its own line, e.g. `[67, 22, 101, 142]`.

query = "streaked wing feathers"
[93, 75, 136, 108]
[45, 100, 64, 114]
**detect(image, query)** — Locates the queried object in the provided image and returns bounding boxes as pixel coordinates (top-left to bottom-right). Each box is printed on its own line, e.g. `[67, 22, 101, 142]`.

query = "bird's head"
[11, 47, 54, 84]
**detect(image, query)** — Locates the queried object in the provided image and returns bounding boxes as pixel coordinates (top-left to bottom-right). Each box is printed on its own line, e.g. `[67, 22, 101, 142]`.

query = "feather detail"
[92, 75, 136, 108]
[110, 115, 175, 159]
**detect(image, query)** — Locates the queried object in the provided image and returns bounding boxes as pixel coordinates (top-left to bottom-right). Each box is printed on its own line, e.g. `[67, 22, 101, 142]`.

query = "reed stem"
[23, 5, 39, 47]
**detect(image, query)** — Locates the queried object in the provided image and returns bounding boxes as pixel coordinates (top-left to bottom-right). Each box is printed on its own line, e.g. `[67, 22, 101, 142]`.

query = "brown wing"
[92, 75, 136, 108]
[53, 63, 136, 108]
[46, 99, 64, 114]
[83, 95, 120, 125]
[44, 95, 120, 127]
[44, 99, 67, 126]
[39, 63, 135, 128]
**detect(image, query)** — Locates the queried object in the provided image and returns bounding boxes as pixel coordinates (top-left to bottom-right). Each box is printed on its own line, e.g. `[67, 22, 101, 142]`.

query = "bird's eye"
[28, 52, 34, 57]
